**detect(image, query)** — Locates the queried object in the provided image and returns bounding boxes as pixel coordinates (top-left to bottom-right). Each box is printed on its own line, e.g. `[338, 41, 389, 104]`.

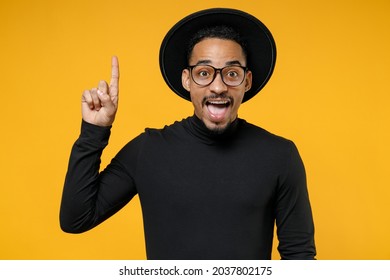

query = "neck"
[190, 114, 239, 141]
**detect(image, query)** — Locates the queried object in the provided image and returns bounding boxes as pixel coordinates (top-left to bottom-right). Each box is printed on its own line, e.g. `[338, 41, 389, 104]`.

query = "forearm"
[276, 200, 316, 260]
[276, 142, 316, 260]
[60, 120, 111, 233]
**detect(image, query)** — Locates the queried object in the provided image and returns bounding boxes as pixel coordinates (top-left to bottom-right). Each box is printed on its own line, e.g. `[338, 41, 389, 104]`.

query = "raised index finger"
[109, 56, 119, 97]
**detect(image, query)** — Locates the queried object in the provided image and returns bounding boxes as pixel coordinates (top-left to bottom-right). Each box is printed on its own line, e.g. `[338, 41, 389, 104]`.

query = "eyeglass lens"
[191, 65, 246, 86]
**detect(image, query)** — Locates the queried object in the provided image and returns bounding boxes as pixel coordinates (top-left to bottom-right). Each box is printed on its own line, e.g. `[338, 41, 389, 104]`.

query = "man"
[60, 8, 316, 260]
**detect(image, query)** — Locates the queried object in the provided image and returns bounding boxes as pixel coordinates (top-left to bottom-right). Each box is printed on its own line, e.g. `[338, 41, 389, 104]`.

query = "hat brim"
[159, 8, 277, 103]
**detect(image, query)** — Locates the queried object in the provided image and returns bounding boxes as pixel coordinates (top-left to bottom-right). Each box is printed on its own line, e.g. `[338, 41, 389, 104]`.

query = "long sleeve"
[275, 142, 316, 259]
[59, 120, 137, 233]
[59, 116, 316, 259]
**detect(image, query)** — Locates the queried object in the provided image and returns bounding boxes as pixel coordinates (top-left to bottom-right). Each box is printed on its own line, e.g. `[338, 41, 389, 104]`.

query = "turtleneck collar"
[183, 115, 240, 145]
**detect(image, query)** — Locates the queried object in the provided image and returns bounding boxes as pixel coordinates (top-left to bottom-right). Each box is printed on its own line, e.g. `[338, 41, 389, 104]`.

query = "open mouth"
[205, 99, 232, 121]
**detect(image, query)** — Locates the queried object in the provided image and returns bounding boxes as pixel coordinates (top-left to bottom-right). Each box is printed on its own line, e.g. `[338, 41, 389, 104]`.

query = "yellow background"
[1, 0, 389, 260]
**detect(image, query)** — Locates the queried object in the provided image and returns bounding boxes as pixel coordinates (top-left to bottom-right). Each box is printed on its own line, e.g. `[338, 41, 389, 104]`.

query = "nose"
[209, 71, 227, 94]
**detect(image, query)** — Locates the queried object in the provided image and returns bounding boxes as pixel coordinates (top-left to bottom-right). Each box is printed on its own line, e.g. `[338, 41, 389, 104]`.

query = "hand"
[81, 56, 120, 127]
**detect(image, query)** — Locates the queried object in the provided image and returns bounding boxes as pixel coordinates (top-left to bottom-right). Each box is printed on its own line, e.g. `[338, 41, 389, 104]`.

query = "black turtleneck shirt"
[60, 116, 316, 260]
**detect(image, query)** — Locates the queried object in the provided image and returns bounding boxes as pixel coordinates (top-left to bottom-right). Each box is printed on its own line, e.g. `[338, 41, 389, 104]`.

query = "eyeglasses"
[188, 64, 248, 87]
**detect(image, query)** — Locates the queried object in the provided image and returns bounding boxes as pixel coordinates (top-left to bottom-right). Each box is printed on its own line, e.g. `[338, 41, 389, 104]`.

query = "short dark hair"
[186, 25, 248, 63]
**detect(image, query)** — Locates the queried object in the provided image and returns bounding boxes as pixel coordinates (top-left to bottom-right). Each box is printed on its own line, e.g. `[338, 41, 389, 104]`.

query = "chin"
[204, 120, 231, 135]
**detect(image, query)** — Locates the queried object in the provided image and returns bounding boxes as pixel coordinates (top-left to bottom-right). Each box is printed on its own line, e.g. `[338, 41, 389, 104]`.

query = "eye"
[198, 70, 210, 77]
[224, 67, 241, 80]
[194, 66, 213, 79]
[226, 70, 239, 78]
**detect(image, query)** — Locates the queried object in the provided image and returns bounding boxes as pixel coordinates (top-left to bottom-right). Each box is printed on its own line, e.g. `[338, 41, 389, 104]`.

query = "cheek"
[190, 92, 203, 112]
[232, 102, 242, 115]
[233, 92, 245, 108]
[190, 89, 204, 105]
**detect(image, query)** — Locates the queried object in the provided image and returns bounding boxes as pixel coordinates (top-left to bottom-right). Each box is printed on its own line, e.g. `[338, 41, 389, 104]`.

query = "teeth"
[208, 100, 229, 105]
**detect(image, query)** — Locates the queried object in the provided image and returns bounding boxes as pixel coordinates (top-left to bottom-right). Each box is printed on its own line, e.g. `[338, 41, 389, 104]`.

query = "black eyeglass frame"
[187, 64, 249, 87]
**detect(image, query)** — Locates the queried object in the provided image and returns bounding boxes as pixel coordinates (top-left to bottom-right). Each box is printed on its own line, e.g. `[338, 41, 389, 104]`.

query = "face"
[182, 38, 252, 134]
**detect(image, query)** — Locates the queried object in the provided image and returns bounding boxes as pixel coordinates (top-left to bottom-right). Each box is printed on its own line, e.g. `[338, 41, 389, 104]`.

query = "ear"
[244, 70, 253, 92]
[182, 69, 191, 91]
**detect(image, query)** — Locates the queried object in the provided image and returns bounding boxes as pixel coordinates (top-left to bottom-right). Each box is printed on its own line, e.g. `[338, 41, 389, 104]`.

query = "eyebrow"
[194, 59, 244, 66]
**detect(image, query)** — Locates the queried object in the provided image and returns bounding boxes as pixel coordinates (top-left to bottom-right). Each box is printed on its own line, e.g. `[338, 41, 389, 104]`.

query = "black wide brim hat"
[159, 8, 277, 103]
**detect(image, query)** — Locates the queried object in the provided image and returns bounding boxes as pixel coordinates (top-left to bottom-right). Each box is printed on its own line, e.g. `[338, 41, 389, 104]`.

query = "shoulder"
[237, 119, 294, 148]
[238, 119, 305, 178]
[144, 119, 185, 133]
[236, 119, 303, 167]
[142, 117, 190, 141]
